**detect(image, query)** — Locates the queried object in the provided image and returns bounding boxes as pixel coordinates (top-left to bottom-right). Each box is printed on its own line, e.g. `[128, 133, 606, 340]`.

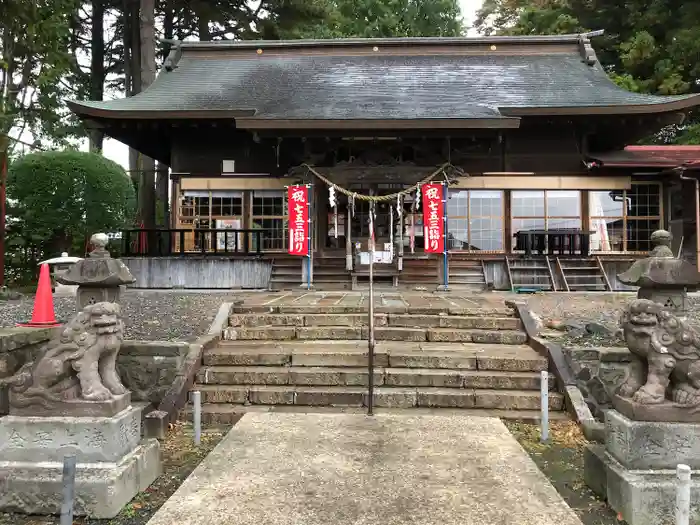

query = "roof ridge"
[161, 32, 605, 50]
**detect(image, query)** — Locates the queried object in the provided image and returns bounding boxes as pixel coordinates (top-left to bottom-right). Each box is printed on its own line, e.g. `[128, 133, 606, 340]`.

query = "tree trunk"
[89, 0, 105, 152]
[196, 1, 211, 40]
[156, 162, 170, 226]
[162, 0, 174, 62]
[125, 0, 141, 190]
[138, 0, 156, 229]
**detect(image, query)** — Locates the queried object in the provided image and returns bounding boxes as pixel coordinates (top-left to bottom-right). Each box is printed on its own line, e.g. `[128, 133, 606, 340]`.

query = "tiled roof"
[68, 35, 700, 122]
[590, 146, 700, 168]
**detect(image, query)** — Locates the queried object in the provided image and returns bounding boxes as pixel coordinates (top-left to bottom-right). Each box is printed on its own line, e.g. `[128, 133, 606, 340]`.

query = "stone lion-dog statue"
[618, 298, 700, 409]
[1, 302, 127, 411]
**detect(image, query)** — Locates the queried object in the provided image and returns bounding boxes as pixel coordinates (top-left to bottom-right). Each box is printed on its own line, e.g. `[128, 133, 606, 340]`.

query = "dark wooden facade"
[68, 34, 700, 290]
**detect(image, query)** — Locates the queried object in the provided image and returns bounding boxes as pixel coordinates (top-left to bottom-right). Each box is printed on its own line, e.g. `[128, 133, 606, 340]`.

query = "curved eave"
[234, 117, 521, 130]
[502, 95, 700, 116]
[66, 101, 257, 120]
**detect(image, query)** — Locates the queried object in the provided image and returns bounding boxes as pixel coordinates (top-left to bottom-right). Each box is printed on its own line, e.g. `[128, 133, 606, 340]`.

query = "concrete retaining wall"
[0, 329, 189, 415]
[563, 345, 630, 420]
[122, 256, 272, 289]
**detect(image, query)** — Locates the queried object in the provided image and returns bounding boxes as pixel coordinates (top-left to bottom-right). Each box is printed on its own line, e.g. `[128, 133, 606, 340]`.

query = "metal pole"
[540, 370, 549, 442]
[676, 464, 691, 525]
[192, 390, 202, 446]
[60, 455, 77, 525]
[443, 181, 448, 290]
[367, 201, 375, 417]
[307, 184, 312, 290]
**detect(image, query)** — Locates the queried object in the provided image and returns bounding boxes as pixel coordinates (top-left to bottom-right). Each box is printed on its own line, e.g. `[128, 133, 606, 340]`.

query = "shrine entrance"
[322, 183, 425, 257]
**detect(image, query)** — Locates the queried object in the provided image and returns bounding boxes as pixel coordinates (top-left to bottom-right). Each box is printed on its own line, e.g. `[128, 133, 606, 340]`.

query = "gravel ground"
[0, 290, 238, 342]
[510, 292, 700, 347]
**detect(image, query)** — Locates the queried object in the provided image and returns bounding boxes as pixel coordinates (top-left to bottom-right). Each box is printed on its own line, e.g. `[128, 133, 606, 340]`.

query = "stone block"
[384, 368, 462, 388]
[0, 405, 142, 463]
[426, 328, 473, 342]
[440, 316, 521, 331]
[388, 315, 442, 328]
[117, 341, 188, 404]
[476, 352, 546, 373]
[10, 391, 131, 418]
[605, 410, 700, 469]
[291, 349, 388, 367]
[471, 330, 527, 345]
[202, 366, 289, 385]
[369, 388, 417, 408]
[416, 388, 475, 408]
[388, 351, 476, 370]
[199, 386, 248, 404]
[474, 390, 563, 410]
[295, 387, 364, 406]
[462, 371, 543, 390]
[249, 386, 295, 405]
[229, 314, 304, 327]
[297, 326, 362, 340]
[0, 438, 161, 519]
[605, 453, 700, 525]
[371, 327, 427, 342]
[289, 367, 382, 387]
[583, 444, 607, 499]
[223, 326, 296, 340]
[204, 347, 291, 366]
[304, 314, 386, 327]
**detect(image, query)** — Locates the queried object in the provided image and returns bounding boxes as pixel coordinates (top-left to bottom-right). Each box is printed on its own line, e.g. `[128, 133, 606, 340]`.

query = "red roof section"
[591, 145, 700, 168]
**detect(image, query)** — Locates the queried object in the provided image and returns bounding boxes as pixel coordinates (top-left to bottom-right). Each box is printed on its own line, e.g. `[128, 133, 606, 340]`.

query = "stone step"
[195, 366, 554, 390]
[230, 304, 515, 317]
[205, 341, 547, 372]
[228, 313, 522, 331]
[188, 385, 564, 412]
[222, 325, 527, 344]
[182, 404, 572, 425]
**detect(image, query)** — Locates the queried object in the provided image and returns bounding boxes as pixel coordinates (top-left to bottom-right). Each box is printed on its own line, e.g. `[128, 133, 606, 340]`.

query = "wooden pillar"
[346, 205, 353, 270]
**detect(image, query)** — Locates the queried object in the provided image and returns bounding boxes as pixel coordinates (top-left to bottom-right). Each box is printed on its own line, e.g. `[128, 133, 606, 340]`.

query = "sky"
[99, 0, 485, 169]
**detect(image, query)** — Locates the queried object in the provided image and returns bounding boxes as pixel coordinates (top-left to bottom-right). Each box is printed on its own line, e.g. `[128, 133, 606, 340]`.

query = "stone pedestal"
[0, 405, 161, 518]
[585, 410, 700, 525]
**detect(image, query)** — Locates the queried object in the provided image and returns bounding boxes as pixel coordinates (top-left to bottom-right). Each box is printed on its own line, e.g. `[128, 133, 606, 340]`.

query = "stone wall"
[563, 345, 630, 420]
[0, 329, 189, 416]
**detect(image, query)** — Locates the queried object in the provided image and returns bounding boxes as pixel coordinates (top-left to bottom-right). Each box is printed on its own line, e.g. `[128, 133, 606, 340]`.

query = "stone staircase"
[188, 301, 566, 424]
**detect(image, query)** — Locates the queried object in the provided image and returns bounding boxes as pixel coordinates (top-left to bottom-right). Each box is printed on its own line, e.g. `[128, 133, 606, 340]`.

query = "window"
[447, 190, 504, 251]
[511, 190, 581, 249]
[589, 184, 661, 253]
[251, 190, 287, 251]
[177, 190, 244, 251]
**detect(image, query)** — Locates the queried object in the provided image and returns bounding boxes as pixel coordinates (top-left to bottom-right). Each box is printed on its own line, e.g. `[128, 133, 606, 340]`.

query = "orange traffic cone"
[17, 264, 61, 328]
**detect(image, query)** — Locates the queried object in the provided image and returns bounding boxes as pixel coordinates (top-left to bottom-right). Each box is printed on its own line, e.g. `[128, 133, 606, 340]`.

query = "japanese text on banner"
[422, 183, 444, 253]
[287, 185, 309, 256]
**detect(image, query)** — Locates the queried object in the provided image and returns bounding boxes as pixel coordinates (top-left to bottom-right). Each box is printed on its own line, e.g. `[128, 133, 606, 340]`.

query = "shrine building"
[68, 33, 700, 291]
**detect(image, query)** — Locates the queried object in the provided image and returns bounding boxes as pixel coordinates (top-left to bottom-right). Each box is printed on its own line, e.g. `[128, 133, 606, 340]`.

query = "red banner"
[287, 185, 309, 256]
[422, 183, 444, 253]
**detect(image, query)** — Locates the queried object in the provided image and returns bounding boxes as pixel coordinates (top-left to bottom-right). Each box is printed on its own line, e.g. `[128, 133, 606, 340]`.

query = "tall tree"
[298, 0, 464, 38]
[473, 0, 700, 143]
[138, 0, 157, 228]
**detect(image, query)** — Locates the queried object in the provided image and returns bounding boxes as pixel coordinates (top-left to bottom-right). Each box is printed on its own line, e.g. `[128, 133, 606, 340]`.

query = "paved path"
[146, 413, 583, 525]
[234, 291, 508, 312]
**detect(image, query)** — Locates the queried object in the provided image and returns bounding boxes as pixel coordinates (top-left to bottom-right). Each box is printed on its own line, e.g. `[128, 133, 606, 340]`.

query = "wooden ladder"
[504, 256, 555, 292]
[556, 256, 610, 292]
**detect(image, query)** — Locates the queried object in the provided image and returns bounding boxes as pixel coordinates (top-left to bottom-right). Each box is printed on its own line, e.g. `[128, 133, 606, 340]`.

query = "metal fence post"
[676, 464, 691, 525]
[192, 390, 202, 446]
[540, 370, 549, 442]
[60, 455, 77, 525]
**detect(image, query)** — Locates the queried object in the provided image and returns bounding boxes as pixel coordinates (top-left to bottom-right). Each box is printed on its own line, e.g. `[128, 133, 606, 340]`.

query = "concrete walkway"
[146, 413, 583, 525]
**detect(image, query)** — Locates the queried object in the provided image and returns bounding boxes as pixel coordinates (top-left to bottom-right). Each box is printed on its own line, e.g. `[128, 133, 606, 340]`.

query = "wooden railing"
[121, 228, 264, 257]
[513, 229, 593, 257]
